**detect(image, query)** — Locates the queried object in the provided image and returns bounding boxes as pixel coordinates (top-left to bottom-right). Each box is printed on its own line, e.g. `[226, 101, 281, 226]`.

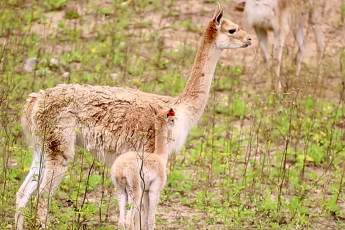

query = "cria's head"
[206, 3, 251, 49]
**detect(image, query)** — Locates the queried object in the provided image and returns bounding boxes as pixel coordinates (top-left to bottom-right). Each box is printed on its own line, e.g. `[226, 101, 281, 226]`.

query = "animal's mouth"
[241, 42, 251, 48]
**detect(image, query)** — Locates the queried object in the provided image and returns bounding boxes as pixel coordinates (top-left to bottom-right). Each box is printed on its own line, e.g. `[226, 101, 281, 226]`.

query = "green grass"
[0, 0, 345, 229]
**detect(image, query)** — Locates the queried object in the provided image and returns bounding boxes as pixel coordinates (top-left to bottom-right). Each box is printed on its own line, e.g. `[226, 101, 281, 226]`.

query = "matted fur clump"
[23, 84, 174, 161]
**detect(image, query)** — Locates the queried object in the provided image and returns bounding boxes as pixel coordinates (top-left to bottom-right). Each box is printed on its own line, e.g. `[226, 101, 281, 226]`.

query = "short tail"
[116, 176, 127, 188]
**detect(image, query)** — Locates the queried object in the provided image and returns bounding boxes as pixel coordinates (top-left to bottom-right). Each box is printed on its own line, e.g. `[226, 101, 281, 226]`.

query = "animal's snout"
[168, 117, 175, 125]
[242, 35, 252, 47]
[246, 36, 252, 45]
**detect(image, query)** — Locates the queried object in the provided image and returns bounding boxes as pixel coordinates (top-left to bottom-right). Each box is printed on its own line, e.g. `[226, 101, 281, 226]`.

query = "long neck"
[154, 124, 169, 163]
[177, 24, 221, 122]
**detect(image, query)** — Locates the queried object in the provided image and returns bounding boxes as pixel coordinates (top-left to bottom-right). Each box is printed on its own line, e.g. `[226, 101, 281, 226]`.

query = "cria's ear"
[212, 2, 224, 27]
[167, 108, 175, 117]
[234, 1, 246, 12]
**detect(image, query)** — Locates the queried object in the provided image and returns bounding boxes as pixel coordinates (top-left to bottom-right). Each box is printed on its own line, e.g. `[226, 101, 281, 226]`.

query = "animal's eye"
[228, 29, 236, 34]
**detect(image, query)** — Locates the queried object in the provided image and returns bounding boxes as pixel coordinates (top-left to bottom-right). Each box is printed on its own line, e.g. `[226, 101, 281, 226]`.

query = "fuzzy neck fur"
[154, 120, 169, 162]
[177, 21, 221, 124]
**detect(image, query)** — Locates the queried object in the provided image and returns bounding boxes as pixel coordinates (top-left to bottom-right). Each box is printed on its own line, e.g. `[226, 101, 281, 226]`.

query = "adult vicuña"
[15, 4, 251, 229]
[243, 0, 325, 89]
[111, 108, 175, 230]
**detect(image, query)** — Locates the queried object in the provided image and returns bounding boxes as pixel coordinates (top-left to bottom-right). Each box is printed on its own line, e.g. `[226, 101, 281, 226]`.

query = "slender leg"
[313, 25, 325, 65]
[15, 149, 43, 230]
[254, 26, 270, 63]
[35, 121, 76, 227]
[126, 197, 141, 230]
[16, 116, 75, 228]
[125, 178, 141, 230]
[273, 28, 288, 91]
[125, 204, 133, 230]
[294, 23, 305, 77]
[142, 191, 149, 230]
[36, 156, 69, 228]
[147, 180, 163, 230]
[116, 188, 127, 229]
[309, 7, 325, 78]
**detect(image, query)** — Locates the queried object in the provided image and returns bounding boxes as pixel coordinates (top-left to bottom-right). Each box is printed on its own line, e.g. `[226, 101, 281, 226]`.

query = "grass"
[0, 0, 345, 229]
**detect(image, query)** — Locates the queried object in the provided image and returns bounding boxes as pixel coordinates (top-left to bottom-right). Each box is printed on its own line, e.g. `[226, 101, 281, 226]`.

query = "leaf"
[307, 143, 324, 164]
[323, 197, 340, 215]
[88, 174, 102, 190]
[261, 196, 277, 213]
[232, 97, 246, 118]
[304, 96, 315, 111]
[44, 0, 67, 10]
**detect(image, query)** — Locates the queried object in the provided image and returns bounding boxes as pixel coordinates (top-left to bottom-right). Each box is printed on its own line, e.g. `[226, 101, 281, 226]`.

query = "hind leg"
[147, 176, 165, 230]
[147, 186, 161, 230]
[273, 28, 288, 91]
[15, 149, 70, 229]
[310, 19, 325, 78]
[254, 26, 270, 64]
[309, 0, 325, 77]
[36, 155, 70, 228]
[15, 149, 43, 230]
[294, 23, 305, 77]
[125, 178, 141, 230]
[116, 187, 128, 229]
[36, 123, 76, 227]
[142, 191, 149, 230]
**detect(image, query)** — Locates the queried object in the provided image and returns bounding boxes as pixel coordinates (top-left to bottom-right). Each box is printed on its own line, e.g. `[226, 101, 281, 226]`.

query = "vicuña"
[243, 0, 325, 89]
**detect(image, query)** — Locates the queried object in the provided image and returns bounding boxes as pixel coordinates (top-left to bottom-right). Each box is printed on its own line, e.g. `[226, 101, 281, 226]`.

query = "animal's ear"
[167, 108, 175, 117]
[234, 1, 246, 12]
[212, 2, 224, 27]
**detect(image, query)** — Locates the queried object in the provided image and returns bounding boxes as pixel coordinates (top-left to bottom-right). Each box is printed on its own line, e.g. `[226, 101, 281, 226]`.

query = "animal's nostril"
[248, 37, 252, 41]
